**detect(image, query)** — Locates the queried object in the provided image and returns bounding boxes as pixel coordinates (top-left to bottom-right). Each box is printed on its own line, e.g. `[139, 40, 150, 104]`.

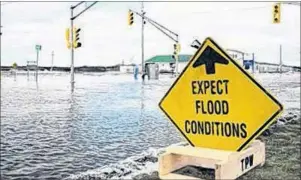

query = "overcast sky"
[1, 2, 300, 66]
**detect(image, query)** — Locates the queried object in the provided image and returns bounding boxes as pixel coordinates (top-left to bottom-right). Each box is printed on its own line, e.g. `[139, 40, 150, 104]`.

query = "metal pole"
[70, 7, 75, 90]
[141, 2, 145, 75]
[51, 51, 54, 71]
[176, 37, 179, 76]
[252, 53, 255, 73]
[68, 2, 97, 91]
[279, 44, 282, 74]
[242, 53, 244, 68]
[36, 49, 39, 81]
[27, 61, 29, 78]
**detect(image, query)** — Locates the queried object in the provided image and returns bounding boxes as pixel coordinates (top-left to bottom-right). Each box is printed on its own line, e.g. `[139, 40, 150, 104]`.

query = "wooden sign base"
[159, 140, 265, 180]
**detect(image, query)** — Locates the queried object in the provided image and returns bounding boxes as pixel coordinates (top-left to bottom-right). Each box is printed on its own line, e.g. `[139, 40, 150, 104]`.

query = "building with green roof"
[145, 54, 192, 63]
[145, 54, 192, 73]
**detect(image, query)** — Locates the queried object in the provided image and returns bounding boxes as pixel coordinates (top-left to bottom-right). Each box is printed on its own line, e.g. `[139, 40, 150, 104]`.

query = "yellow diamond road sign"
[159, 37, 283, 151]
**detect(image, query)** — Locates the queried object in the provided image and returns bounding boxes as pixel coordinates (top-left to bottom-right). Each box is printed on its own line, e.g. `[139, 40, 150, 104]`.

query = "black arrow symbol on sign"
[193, 46, 229, 75]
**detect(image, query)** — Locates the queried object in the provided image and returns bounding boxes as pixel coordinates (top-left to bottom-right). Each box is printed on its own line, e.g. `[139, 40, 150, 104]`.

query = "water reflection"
[140, 84, 145, 111]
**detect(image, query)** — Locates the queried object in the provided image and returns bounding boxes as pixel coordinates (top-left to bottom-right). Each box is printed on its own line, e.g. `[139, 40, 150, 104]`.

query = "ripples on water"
[0, 72, 300, 180]
[1, 72, 182, 179]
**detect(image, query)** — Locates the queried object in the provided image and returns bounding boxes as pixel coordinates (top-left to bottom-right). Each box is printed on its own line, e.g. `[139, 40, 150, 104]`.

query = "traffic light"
[65, 28, 71, 49]
[128, 10, 134, 26]
[73, 27, 82, 49]
[176, 43, 181, 53]
[273, 3, 281, 23]
[172, 43, 181, 60]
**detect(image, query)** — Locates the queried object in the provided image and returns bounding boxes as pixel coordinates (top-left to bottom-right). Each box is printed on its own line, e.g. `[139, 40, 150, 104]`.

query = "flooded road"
[0, 72, 300, 179]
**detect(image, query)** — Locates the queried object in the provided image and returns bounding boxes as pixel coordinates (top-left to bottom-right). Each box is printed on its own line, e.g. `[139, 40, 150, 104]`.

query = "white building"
[145, 55, 192, 73]
[119, 64, 142, 74]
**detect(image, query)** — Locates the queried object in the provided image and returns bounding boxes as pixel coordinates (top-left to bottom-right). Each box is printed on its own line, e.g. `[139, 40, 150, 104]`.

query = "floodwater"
[0, 71, 300, 180]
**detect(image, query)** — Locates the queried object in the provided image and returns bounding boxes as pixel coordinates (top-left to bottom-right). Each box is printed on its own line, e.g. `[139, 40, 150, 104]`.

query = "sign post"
[35, 44, 42, 81]
[158, 37, 283, 179]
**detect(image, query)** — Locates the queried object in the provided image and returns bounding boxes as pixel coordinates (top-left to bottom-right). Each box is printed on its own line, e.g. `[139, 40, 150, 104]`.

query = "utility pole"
[141, 2, 145, 75]
[36, 48, 39, 81]
[51, 51, 54, 71]
[279, 44, 282, 74]
[70, 6, 75, 90]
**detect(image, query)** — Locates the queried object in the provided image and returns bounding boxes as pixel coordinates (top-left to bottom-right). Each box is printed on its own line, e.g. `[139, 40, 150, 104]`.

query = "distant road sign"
[159, 37, 283, 151]
[35, 45, 42, 51]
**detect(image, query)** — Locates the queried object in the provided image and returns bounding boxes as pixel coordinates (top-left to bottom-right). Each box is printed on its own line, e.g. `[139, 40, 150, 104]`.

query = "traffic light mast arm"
[143, 14, 178, 38]
[71, 1, 84, 10]
[71, 1, 98, 20]
[147, 18, 178, 42]
[131, 9, 179, 43]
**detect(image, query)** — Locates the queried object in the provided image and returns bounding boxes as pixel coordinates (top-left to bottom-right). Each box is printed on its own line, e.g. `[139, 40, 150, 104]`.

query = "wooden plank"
[166, 146, 232, 161]
[159, 140, 265, 180]
[160, 173, 200, 180]
[215, 140, 265, 179]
